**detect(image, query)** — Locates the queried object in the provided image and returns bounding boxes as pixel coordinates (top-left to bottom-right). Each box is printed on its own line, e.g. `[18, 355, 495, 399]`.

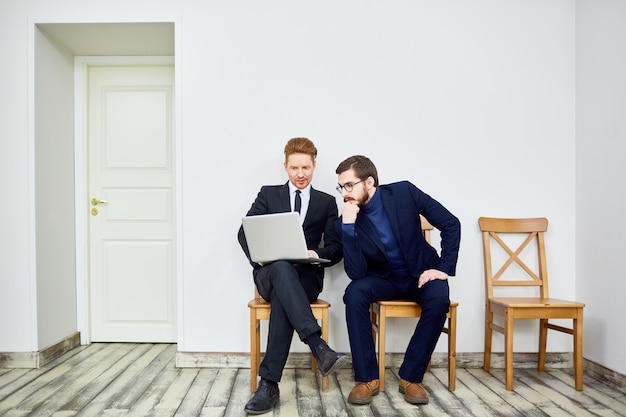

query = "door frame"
[74, 56, 180, 344]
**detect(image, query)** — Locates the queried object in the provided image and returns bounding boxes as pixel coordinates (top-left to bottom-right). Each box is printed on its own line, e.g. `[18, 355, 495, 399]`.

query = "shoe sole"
[244, 399, 279, 415]
[348, 389, 379, 405]
[319, 353, 347, 376]
[398, 387, 429, 404]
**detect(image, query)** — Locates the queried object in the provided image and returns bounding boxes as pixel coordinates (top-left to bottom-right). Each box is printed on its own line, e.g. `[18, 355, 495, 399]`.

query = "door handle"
[91, 198, 108, 206]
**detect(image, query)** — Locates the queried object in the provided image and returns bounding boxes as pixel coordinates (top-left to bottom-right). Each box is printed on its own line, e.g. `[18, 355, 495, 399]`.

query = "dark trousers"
[343, 276, 450, 383]
[253, 261, 322, 382]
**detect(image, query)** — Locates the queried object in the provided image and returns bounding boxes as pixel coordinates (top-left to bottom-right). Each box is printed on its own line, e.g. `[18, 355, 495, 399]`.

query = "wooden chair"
[478, 217, 585, 391]
[370, 215, 458, 391]
[248, 287, 331, 392]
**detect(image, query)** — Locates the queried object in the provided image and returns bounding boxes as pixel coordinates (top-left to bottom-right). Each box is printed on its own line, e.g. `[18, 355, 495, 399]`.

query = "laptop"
[241, 212, 331, 264]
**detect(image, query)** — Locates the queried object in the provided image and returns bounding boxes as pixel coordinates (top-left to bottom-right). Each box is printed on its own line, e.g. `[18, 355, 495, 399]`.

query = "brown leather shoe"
[399, 379, 429, 404]
[347, 379, 380, 405]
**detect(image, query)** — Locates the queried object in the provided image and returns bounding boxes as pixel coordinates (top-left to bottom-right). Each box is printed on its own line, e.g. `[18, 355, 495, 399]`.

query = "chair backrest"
[420, 215, 433, 244]
[478, 217, 550, 299]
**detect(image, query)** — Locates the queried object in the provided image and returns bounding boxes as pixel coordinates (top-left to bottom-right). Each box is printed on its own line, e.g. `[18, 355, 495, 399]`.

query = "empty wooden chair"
[478, 217, 584, 391]
[370, 215, 458, 391]
[248, 287, 331, 392]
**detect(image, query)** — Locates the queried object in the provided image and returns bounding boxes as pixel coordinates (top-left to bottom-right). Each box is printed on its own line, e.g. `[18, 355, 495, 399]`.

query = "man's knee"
[421, 280, 450, 315]
[264, 261, 298, 283]
[255, 261, 298, 299]
[270, 260, 297, 276]
[343, 280, 373, 306]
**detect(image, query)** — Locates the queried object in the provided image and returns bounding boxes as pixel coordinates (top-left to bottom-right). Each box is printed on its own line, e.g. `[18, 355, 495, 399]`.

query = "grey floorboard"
[1, 344, 625, 417]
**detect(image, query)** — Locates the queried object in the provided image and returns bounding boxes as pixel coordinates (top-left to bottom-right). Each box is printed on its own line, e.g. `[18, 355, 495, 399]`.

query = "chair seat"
[489, 297, 585, 319]
[248, 298, 331, 321]
[375, 300, 459, 314]
[489, 297, 585, 310]
[249, 298, 331, 308]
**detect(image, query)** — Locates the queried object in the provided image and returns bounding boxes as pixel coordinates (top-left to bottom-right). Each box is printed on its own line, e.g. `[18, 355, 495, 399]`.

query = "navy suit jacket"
[238, 182, 343, 286]
[336, 181, 460, 281]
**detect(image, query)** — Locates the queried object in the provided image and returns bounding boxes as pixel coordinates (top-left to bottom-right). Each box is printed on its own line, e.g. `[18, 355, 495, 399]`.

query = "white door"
[88, 64, 176, 342]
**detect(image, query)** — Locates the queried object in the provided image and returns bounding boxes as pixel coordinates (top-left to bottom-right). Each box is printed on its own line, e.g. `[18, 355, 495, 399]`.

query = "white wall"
[180, 0, 577, 356]
[575, 0, 626, 376]
[34, 27, 78, 350]
[0, 0, 622, 376]
[0, 1, 38, 352]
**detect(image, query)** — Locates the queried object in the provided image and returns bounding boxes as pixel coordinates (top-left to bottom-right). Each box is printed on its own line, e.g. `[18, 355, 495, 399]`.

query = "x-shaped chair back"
[481, 217, 550, 299]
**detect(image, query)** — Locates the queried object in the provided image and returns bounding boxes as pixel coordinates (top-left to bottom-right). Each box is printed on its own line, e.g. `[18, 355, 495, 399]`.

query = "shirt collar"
[288, 182, 311, 197]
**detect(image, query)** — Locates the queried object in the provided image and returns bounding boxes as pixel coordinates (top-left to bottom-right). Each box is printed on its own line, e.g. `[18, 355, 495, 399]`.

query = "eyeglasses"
[336, 180, 363, 194]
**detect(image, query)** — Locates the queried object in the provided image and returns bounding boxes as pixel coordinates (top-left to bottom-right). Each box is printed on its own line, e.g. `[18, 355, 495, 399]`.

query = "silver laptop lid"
[241, 212, 330, 264]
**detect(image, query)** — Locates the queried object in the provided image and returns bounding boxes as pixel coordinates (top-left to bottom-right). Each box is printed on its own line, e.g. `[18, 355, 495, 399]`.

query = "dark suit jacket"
[337, 181, 461, 280]
[238, 182, 343, 287]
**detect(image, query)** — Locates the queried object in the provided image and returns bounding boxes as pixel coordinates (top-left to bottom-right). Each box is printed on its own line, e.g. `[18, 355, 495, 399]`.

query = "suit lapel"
[380, 187, 403, 243]
[303, 187, 321, 228]
[356, 215, 387, 255]
[279, 183, 291, 213]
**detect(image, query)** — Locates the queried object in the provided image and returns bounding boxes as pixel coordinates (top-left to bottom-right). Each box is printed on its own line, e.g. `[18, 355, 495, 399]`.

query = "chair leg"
[378, 305, 387, 392]
[448, 305, 457, 391]
[371, 306, 378, 344]
[250, 311, 260, 392]
[504, 311, 515, 391]
[311, 349, 317, 373]
[484, 307, 493, 372]
[319, 307, 329, 392]
[538, 318, 548, 372]
[574, 312, 584, 391]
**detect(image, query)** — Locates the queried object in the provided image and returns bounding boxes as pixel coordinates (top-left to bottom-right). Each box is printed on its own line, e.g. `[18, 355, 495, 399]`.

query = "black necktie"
[294, 190, 302, 214]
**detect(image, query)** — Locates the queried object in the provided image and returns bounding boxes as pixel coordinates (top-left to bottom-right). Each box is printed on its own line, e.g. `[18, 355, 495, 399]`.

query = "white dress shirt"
[288, 183, 310, 225]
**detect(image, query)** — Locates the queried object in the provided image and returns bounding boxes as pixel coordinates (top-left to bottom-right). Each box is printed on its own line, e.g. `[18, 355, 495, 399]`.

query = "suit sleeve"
[314, 197, 343, 267]
[336, 219, 370, 280]
[408, 183, 461, 276]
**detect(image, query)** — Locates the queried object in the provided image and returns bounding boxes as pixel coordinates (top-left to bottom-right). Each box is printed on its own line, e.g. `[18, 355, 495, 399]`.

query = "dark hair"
[284, 137, 317, 163]
[335, 155, 379, 186]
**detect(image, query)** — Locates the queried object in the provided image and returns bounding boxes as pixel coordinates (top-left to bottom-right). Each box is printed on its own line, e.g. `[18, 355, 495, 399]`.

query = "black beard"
[357, 193, 370, 206]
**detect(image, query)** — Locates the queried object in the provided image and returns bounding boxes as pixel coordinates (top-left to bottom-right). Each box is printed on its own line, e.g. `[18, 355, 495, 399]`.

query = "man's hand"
[342, 201, 360, 224]
[418, 269, 448, 288]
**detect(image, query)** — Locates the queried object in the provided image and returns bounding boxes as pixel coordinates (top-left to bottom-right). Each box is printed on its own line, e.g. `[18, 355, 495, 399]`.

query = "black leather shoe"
[244, 379, 279, 415]
[312, 341, 346, 376]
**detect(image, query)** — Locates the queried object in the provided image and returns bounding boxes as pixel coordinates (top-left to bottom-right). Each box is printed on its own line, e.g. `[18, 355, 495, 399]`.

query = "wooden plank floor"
[1, 343, 626, 417]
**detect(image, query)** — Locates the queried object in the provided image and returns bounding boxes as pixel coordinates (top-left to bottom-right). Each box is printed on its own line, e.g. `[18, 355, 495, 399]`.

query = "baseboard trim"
[584, 358, 626, 395]
[175, 351, 574, 370]
[176, 351, 626, 393]
[0, 332, 80, 368]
